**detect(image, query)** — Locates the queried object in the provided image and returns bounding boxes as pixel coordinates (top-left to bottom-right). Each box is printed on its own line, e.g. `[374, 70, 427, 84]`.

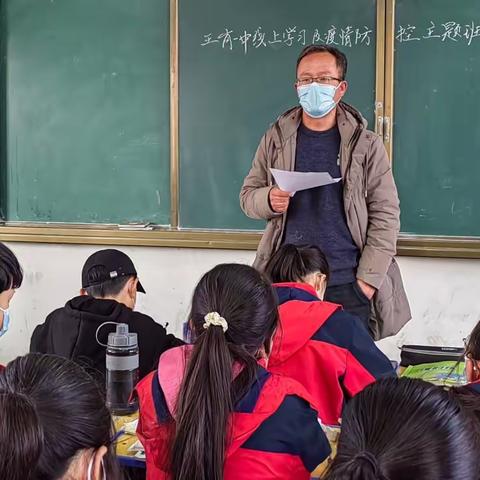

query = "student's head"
[265, 244, 329, 299]
[325, 377, 480, 480]
[172, 263, 279, 480]
[80, 249, 145, 309]
[0, 243, 23, 336]
[464, 320, 480, 383]
[0, 353, 120, 480]
[450, 386, 480, 438]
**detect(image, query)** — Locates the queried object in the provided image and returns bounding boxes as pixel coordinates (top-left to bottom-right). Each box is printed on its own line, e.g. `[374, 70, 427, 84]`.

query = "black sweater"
[30, 296, 183, 381]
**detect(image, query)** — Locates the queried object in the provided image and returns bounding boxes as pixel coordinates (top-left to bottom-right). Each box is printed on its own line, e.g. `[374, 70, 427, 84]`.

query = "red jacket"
[269, 283, 395, 425]
[135, 346, 331, 480]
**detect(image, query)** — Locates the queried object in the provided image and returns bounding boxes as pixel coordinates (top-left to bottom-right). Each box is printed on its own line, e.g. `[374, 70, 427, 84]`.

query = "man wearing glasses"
[240, 44, 410, 340]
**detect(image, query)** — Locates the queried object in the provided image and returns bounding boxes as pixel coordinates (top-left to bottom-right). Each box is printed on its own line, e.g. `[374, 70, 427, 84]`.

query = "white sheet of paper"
[270, 168, 341, 195]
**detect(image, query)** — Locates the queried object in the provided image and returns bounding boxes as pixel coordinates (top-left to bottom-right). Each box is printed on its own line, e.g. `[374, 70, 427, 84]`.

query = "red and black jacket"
[135, 346, 331, 480]
[269, 283, 395, 425]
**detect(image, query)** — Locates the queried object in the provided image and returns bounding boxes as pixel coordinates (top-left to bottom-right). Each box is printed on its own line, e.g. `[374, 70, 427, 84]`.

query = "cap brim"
[137, 280, 146, 294]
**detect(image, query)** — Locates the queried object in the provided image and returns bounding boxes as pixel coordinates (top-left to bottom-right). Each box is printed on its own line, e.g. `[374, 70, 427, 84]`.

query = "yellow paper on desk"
[401, 360, 466, 387]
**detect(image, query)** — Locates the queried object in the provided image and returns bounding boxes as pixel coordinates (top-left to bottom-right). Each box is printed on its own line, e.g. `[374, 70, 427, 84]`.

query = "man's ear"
[80, 288, 89, 296]
[336, 80, 348, 102]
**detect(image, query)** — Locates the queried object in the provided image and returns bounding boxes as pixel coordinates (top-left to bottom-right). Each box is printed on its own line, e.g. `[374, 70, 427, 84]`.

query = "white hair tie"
[203, 312, 228, 333]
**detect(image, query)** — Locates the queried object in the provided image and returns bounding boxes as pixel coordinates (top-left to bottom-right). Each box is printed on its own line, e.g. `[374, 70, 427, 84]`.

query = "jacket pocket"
[370, 258, 411, 340]
[352, 281, 370, 305]
[253, 219, 282, 272]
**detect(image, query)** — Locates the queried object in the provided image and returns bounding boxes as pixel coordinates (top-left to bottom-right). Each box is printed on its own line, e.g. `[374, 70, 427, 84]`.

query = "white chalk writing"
[200, 25, 373, 53]
[397, 20, 480, 45]
[201, 22, 480, 53]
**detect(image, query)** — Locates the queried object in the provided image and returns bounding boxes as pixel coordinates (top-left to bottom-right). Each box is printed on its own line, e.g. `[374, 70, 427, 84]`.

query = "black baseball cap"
[81, 249, 146, 293]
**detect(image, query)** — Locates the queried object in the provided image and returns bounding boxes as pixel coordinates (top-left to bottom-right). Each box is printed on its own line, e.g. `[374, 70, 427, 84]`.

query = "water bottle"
[105, 323, 139, 415]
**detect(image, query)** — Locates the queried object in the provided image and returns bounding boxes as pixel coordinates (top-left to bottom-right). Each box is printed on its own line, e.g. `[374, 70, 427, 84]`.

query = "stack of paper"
[270, 168, 341, 196]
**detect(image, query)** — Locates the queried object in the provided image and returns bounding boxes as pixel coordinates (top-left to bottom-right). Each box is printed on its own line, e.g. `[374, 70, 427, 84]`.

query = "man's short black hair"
[296, 44, 348, 80]
[0, 243, 23, 293]
[84, 265, 134, 298]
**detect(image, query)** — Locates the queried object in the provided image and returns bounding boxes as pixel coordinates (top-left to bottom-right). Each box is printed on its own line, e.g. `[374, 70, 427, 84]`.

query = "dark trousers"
[325, 281, 371, 334]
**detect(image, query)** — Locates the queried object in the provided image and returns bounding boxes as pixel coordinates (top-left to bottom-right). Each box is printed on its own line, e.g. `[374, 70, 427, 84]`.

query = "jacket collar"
[272, 102, 366, 149]
[273, 282, 319, 306]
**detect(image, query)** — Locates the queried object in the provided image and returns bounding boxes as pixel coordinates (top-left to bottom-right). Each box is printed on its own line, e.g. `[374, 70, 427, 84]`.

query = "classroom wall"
[0, 242, 478, 364]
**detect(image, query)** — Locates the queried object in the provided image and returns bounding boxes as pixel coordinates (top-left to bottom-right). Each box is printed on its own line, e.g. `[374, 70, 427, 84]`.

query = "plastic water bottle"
[105, 323, 139, 415]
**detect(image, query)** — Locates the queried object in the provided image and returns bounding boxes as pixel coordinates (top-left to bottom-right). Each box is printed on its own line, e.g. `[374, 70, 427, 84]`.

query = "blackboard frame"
[1, 0, 480, 258]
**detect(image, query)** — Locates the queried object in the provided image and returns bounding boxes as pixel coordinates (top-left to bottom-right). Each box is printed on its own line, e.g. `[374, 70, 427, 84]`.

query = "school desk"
[114, 413, 145, 469]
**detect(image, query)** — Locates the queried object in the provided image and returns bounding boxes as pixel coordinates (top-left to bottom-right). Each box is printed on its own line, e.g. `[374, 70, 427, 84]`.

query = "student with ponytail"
[0, 353, 120, 480]
[136, 263, 331, 480]
[265, 244, 394, 425]
[325, 377, 480, 480]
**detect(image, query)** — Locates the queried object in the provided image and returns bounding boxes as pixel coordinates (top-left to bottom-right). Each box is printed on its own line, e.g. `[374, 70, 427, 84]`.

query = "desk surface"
[114, 413, 145, 469]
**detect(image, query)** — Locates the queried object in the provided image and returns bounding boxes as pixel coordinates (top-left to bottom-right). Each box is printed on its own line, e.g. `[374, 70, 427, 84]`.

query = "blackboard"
[178, 0, 378, 229]
[394, 0, 480, 236]
[1, 0, 171, 225]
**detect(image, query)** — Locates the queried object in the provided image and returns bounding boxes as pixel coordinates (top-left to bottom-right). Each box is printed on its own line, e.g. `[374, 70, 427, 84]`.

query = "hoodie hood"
[35, 296, 131, 377]
[270, 283, 340, 365]
[65, 295, 124, 321]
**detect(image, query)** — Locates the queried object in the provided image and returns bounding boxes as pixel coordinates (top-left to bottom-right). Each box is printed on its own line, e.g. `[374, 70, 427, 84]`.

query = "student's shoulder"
[313, 308, 364, 347]
[127, 309, 167, 332]
[43, 306, 70, 324]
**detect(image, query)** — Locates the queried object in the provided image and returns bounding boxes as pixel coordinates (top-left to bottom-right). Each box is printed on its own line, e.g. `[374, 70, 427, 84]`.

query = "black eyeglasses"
[296, 75, 342, 86]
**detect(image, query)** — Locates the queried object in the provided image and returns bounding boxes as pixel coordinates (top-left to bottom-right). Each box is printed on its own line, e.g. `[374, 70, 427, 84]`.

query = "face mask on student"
[87, 455, 106, 480]
[297, 82, 341, 119]
[0, 307, 10, 337]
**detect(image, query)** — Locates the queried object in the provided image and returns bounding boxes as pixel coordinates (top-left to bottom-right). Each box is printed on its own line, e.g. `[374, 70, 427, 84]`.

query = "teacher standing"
[240, 44, 410, 339]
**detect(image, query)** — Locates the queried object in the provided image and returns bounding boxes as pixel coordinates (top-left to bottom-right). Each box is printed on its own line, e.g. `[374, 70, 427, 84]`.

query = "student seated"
[30, 249, 182, 380]
[0, 242, 23, 341]
[0, 353, 120, 480]
[325, 377, 480, 480]
[136, 263, 331, 480]
[463, 320, 480, 393]
[265, 244, 394, 425]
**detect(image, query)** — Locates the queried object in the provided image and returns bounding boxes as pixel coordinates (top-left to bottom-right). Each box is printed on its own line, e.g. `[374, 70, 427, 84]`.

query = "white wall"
[0, 242, 479, 364]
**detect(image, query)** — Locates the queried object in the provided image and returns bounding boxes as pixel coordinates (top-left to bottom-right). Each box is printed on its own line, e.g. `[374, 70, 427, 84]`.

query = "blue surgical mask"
[297, 82, 340, 119]
[0, 307, 10, 337]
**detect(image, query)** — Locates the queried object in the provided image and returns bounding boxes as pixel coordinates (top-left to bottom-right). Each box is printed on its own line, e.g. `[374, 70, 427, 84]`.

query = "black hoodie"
[30, 296, 183, 381]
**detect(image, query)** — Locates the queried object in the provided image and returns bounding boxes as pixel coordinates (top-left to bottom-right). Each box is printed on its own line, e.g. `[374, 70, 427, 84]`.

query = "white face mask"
[0, 307, 10, 338]
[87, 454, 106, 480]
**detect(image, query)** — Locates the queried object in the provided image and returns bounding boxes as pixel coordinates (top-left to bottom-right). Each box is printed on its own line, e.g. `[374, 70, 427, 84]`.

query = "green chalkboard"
[2, 0, 170, 224]
[179, 0, 378, 229]
[394, 0, 480, 236]
[0, 2, 6, 221]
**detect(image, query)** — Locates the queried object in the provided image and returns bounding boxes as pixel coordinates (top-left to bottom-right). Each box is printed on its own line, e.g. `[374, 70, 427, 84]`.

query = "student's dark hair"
[170, 264, 279, 480]
[84, 265, 134, 298]
[449, 385, 480, 439]
[0, 353, 121, 480]
[325, 377, 480, 480]
[0, 242, 23, 293]
[296, 44, 348, 80]
[465, 320, 480, 361]
[265, 243, 329, 284]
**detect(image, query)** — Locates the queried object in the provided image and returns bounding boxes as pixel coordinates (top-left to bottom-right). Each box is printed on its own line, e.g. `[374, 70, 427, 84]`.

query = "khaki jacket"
[240, 103, 411, 340]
